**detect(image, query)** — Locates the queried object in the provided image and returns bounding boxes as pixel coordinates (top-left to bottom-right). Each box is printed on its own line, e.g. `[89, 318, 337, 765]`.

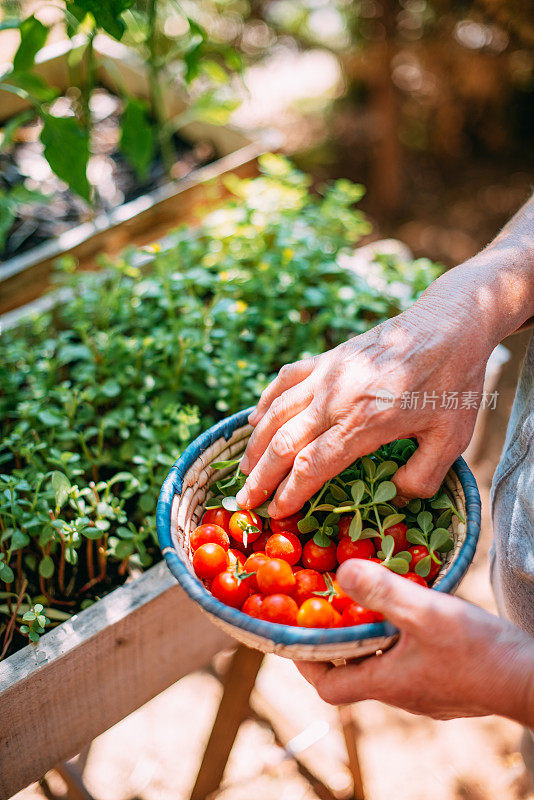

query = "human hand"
[236, 295, 494, 517]
[296, 559, 534, 724]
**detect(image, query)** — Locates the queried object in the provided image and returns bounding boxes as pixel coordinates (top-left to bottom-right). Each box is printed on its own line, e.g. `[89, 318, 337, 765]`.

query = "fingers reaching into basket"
[295, 560, 534, 725]
[236, 299, 491, 516]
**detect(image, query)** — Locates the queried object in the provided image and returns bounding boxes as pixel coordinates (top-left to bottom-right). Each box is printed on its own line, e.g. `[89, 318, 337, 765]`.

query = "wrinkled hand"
[297, 560, 534, 724]
[236, 301, 493, 517]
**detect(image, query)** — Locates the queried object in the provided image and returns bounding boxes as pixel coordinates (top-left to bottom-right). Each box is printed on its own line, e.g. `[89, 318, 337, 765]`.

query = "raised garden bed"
[0, 34, 266, 313]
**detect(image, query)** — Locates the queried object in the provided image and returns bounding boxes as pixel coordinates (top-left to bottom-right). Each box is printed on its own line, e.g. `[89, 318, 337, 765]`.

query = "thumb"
[392, 432, 458, 505]
[336, 559, 429, 634]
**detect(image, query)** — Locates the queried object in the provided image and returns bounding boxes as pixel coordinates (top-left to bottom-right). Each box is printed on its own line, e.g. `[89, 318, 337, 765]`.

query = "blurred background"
[2, 1, 534, 799]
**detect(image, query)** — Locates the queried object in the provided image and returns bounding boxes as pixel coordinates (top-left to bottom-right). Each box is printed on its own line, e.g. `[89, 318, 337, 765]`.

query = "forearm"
[412, 193, 534, 348]
[487, 630, 534, 727]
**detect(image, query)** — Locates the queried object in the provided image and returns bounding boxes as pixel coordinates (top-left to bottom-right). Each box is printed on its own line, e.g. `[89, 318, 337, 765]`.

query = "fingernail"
[267, 501, 278, 518]
[240, 454, 250, 474]
[236, 488, 249, 508]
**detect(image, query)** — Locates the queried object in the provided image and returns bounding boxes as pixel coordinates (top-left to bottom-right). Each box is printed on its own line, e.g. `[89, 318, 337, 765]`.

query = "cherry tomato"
[403, 571, 427, 587]
[190, 523, 230, 552]
[338, 515, 355, 538]
[211, 570, 249, 609]
[265, 531, 302, 565]
[256, 558, 296, 595]
[408, 545, 441, 581]
[251, 530, 270, 552]
[330, 579, 354, 613]
[192, 543, 228, 580]
[201, 507, 232, 532]
[336, 537, 375, 564]
[342, 603, 384, 626]
[269, 511, 304, 535]
[228, 548, 246, 570]
[242, 593, 264, 618]
[243, 552, 270, 592]
[302, 539, 338, 572]
[297, 597, 338, 628]
[293, 569, 327, 606]
[229, 511, 262, 547]
[261, 594, 299, 625]
[374, 522, 409, 553]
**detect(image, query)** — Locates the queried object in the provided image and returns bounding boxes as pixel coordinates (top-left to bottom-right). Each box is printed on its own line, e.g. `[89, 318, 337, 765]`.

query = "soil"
[0, 87, 214, 261]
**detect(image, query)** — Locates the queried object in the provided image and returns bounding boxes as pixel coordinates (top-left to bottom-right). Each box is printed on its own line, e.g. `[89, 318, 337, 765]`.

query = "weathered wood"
[0, 562, 232, 799]
[190, 646, 264, 800]
[338, 705, 366, 800]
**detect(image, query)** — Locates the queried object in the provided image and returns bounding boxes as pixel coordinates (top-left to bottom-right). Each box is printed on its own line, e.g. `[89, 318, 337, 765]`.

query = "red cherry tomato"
[190, 523, 230, 552]
[228, 548, 246, 570]
[302, 539, 338, 572]
[293, 569, 327, 606]
[269, 511, 304, 535]
[330, 579, 354, 613]
[297, 597, 338, 628]
[229, 511, 262, 547]
[201, 507, 232, 532]
[337, 515, 354, 538]
[408, 545, 441, 581]
[242, 593, 264, 618]
[256, 558, 296, 595]
[403, 571, 428, 587]
[192, 543, 228, 580]
[261, 594, 298, 625]
[374, 522, 409, 553]
[243, 552, 270, 592]
[251, 529, 270, 552]
[211, 570, 249, 609]
[342, 603, 384, 626]
[336, 537, 375, 564]
[265, 531, 302, 565]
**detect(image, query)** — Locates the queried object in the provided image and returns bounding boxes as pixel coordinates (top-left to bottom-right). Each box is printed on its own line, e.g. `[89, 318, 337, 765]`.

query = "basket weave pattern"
[157, 408, 481, 661]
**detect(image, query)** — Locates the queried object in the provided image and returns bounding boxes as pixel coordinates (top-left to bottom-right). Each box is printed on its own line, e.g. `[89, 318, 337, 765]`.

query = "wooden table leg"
[338, 705, 365, 800]
[189, 645, 264, 800]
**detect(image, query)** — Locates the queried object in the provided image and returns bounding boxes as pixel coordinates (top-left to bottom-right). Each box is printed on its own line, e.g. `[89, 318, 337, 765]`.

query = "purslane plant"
[0, 155, 441, 657]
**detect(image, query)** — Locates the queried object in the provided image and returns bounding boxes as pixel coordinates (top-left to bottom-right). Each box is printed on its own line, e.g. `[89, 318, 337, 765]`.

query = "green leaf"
[417, 510, 434, 535]
[297, 515, 319, 534]
[13, 15, 48, 72]
[0, 110, 32, 151]
[360, 527, 378, 540]
[387, 557, 409, 575]
[396, 550, 412, 562]
[221, 496, 239, 512]
[414, 555, 431, 577]
[348, 510, 362, 541]
[69, 0, 135, 40]
[7, 71, 58, 102]
[362, 456, 376, 480]
[406, 527, 428, 547]
[51, 471, 70, 508]
[313, 530, 333, 547]
[430, 492, 452, 510]
[38, 408, 63, 426]
[115, 539, 134, 559]
[0, 562, 14, 583]
[39, 555, 55, 578]
[211, 459, 241, 470]
[382, 534, 395, 560]
[373, 481, 397, 504]
[330, 483, 348, 502]
[120, 97, 155, 180]
[406, 498, 422, 513]
[40, 114, 90, 201]
[350, 480, 365, 505]
[435, 509, 453, 529]
[382, 513, 405, 530]
[430, 528, 453, 553]
[375, 460, 398, 480]
[83, 526, 102, 540]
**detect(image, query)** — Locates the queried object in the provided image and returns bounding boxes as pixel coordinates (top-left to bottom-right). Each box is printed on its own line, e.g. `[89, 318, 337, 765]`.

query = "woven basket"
[157, 407, 481, 661]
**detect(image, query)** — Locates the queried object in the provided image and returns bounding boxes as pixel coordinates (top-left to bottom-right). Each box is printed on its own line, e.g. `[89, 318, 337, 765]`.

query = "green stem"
[147, 0, 175, 176]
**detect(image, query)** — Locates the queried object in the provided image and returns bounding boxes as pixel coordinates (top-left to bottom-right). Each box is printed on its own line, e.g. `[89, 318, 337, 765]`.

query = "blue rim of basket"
[157, 406, 481, 647]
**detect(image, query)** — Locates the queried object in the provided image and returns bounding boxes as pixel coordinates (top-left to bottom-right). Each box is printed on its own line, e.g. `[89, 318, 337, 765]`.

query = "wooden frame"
[0, 563, 231, 799]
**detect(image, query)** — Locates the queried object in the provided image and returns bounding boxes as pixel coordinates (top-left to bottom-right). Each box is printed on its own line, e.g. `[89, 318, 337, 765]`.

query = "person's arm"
[297, 560, 534, 725]
[236, 195, 534, 517]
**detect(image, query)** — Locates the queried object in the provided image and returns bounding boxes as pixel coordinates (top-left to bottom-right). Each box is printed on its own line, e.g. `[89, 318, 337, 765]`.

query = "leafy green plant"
[0, 1, 241, 213]
[0, 155, 441, 656]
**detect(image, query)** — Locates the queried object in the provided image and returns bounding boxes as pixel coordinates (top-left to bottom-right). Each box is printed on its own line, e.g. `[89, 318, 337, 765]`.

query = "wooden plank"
[0, 562, 232, 799]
